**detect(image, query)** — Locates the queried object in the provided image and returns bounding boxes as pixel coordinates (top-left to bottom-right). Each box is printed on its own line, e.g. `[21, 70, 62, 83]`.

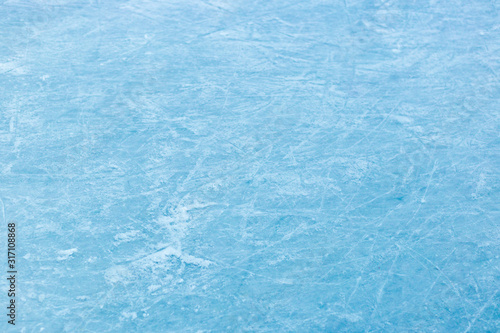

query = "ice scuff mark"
[104, 247, 212, 285]
[113, 230, 141, 245]
[332, 312, 363, 323]
[145, 246, 213, 268]
[158, 201, 216, 225]
[105, 201, 215, 285]
[157, 200, 216, 245]
[391, 114, 413, 124]
[120, 311, 137, 321]
[57, 248, 78, 261]
[0, 61, 27, 75]
[104, 265, 133, 285]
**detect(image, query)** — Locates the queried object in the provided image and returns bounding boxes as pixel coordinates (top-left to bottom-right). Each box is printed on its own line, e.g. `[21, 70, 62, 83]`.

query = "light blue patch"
[0, 0, 498, 331]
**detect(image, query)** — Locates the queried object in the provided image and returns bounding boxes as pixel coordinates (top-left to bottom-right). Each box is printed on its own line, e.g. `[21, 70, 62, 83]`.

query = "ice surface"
[0, 0, 499, 331]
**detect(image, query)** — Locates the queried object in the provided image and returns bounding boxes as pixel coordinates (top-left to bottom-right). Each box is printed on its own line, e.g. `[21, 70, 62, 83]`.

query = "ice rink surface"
[0, 0, 499, 331]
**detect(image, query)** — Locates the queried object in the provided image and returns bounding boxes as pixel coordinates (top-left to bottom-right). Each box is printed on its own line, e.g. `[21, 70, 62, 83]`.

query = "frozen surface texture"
[1, 0, 499, 332]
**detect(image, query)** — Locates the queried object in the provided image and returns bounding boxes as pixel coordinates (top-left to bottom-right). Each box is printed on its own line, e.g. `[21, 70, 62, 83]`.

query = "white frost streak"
[114, 230, 141, 244]
[147, 246, 213, 268]
[105, 202, 214, 285]
[57, 248, 78, 261]
[152, 201, 215, 266]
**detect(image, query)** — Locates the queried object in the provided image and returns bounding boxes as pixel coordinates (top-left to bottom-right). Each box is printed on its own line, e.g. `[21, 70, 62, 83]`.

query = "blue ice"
[0, 0, 499, 331]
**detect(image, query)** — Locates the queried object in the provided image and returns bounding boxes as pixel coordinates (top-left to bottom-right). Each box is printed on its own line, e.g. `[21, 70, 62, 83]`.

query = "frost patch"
[57, 248, 77, 261]
[145, 247, 213, 268]
[333, 312, 363, 322]
[148, 284, 162, 292]
[105, 265, 132, 284]
[0, 61, 27, 75]
[114, 230, 141, 244]
[158, 201, 216, 229]
[157, 201, 216, 246]
[120, 311, 137, 321]
[391, 115, 413, 124]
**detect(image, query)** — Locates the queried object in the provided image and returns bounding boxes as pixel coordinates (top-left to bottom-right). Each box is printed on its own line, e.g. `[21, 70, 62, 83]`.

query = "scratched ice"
[0, 0, 499, 332]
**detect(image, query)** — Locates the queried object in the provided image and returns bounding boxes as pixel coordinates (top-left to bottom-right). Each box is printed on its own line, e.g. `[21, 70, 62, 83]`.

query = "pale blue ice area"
[0, 0, 499, 332]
